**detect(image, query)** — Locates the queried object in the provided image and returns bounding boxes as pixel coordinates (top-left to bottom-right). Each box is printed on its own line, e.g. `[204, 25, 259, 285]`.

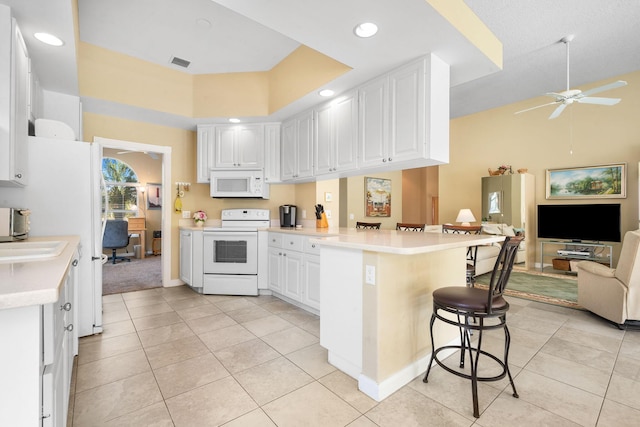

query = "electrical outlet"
[365, 265, 375, 285]
[182, 210, 191, 219]
[325, 209, 332, 219]
[349, 213, 355, 220]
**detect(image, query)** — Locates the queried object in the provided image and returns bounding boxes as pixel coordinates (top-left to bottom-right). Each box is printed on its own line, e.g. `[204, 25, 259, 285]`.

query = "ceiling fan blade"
[515, 101, 559, 115]
[580, 80, 627, 97]
[576, 96, 621, 106]
[548, 103, 567, 119]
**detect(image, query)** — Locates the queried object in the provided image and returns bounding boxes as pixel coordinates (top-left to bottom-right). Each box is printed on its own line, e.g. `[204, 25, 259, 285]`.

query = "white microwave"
[210, 170, 270, 199]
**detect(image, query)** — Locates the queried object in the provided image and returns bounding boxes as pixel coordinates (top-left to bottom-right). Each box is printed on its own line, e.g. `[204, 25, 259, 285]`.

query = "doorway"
[94, 137, 172, 295]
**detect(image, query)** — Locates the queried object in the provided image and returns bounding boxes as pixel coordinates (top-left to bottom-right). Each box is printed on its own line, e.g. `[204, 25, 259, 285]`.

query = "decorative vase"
[195, 221, 204, 227]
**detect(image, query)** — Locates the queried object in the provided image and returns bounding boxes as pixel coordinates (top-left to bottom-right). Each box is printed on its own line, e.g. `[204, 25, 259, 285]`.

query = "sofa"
[475, 223, 527, 276]
[426, 223, 526, 276]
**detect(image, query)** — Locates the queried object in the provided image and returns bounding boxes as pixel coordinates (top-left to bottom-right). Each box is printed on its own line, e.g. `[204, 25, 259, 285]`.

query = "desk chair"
[443, 224, 482, 285]
[396, 223, 426, 232]
[356, 221, 381, 229]
[103, 220, 131, 264]
[423, 236, 523, 418]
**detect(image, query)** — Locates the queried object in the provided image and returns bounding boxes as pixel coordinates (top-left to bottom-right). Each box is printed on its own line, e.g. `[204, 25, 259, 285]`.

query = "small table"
[127, 217, 146, 259]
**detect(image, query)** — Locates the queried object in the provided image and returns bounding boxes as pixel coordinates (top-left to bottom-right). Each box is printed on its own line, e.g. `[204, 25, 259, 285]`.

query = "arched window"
[102, 158, 140, 219]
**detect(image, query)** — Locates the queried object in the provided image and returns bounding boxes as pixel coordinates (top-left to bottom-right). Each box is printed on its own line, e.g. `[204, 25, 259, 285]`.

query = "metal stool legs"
[423, 309, 519, 418]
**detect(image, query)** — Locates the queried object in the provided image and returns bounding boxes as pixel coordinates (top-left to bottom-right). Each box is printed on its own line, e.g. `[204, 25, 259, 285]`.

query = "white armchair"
[576, 230, 640, 326]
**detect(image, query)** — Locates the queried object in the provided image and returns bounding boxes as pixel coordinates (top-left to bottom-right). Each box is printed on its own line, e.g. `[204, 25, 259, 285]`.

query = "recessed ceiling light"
[354, 22, 378, 38]
[319, 89, 334, 97]
[229, 118, 241, 123]
[34, 32, 64, 46]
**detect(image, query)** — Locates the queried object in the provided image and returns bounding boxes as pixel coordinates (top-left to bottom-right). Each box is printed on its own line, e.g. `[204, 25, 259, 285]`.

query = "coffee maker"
[279, 205, 297, 227]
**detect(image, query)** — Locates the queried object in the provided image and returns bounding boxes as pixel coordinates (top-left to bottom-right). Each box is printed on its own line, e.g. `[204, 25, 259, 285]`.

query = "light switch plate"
[365, 265, 375, 285]
[182, 210, 191, 219]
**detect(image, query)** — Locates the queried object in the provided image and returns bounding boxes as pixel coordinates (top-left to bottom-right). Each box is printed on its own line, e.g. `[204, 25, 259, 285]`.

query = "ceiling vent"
[170, 56, 191, 68]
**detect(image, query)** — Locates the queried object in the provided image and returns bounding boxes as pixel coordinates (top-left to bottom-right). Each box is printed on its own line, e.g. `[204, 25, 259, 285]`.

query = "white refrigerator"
[0, 136, 103, 337]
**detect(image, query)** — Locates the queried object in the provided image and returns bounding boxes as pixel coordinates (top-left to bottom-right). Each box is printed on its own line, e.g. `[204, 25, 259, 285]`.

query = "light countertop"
[309, 228, 505, 255]
[0, 235, 80, 310]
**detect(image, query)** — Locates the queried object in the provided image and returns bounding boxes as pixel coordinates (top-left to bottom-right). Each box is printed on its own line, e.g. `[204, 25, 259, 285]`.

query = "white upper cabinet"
[196, 124, 215, 183]
[263, 123, 281, 183]
[281, 110, 313, 181]
[314, 91, 358, 176]
[0, 6, 29, 187]
[359, 54, 450, 172]
[214, 124, 264, 169]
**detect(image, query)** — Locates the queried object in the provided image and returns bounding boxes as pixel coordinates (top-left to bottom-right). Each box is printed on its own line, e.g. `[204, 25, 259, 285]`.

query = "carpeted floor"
[475, 269, 582, 309]
[102, 255, 162, 295]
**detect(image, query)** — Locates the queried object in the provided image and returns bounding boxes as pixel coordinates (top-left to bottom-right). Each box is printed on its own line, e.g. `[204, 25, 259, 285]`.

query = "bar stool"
[356, 221, 381, 229]
[396, 222, 426, 232]
[423, 236, 523, 418]
[442, 224, 482, 286]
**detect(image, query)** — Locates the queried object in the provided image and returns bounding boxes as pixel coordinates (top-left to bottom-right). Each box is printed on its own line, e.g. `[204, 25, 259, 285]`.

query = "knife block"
[316, 212, 328, 228]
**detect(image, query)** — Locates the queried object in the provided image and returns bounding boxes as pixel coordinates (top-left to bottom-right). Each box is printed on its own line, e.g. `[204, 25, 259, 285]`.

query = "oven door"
[203, 231, 258, 275]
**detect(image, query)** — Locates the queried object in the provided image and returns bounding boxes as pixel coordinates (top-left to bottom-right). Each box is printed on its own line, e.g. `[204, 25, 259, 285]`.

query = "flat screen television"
[537, 203, 621, 242]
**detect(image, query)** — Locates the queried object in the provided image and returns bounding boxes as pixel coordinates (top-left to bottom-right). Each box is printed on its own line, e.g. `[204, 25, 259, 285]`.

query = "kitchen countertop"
[309, 228, 505, 255]
[0, 235, 80, 310]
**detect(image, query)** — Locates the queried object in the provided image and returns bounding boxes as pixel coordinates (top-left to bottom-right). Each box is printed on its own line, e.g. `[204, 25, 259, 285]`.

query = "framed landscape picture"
[546, 163, 626, 199]
[365, 177, 391, 217]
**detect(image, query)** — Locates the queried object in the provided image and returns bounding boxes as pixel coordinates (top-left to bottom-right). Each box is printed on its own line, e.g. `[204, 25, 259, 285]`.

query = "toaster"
[0, 208, 30, 242]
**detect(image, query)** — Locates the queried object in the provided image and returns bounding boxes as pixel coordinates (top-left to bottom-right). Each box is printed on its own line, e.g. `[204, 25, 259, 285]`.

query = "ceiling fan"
[515, 35, 627, 119]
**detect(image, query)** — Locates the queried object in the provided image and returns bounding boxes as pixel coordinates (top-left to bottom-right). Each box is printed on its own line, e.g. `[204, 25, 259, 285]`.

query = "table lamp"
[456, 209, 476, 226]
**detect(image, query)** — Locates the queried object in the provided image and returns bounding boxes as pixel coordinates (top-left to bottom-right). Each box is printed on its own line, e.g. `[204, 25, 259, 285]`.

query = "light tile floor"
[69, 285, 640, 426]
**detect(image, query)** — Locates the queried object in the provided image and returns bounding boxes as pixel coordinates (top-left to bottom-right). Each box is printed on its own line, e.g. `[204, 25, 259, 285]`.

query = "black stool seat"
[433, 287, 508, 313]
[423, 235, 524, 418]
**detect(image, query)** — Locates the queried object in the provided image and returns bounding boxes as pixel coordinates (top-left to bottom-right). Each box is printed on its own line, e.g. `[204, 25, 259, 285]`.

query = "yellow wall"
[346, 170, 404, 229]
[441, 70, 640, 263]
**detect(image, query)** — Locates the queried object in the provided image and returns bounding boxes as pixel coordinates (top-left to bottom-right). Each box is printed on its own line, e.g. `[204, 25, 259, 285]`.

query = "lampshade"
[456, 209, 476, 226]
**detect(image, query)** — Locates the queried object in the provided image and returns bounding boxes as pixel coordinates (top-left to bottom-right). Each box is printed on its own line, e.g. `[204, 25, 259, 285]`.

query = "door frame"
[93, 137, 174, 289]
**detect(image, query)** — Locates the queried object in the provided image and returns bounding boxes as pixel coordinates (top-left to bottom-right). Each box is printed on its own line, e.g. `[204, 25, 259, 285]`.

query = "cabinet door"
[236, 125, 263, 168]
[214, 126, 238, 168]
[359, 77, 388, 168]
[333, 93, 358, 172]
[179, 231, 193, 285]
[196, 125, 214, 182]
[11, 21, 28, 185]
[388, 59, 425, 162]
[267, 247, 283, 293]
[296, 111, 314, 178]
[314, 103, 333, 175]
[280, 119, 297, 181]
[302, 254, 321, 310]
[264, 124, 281, 183]
[283, 250, 303, 300]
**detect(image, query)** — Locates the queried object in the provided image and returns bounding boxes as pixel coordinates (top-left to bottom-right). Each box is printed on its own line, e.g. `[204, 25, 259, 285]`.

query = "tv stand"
[540, 241, 613, 274]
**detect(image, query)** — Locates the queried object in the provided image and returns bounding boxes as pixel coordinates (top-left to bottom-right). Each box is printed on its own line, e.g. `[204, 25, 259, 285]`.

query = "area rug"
[474, 270, 582, 309]
[102, 255, 162, 295]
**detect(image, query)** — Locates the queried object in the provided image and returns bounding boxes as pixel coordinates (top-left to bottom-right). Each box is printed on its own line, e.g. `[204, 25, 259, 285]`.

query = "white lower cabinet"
[180, 228, 203, 288]
[268, 232, 321, 312]
[42, 252, 78, 427]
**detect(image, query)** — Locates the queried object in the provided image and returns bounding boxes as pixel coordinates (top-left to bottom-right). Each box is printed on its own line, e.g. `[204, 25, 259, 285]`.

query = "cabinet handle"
[65, 324, 74, 332]
[311, 244, 316, 248]
[283, 253, 287, 257]
[15, 173, 22, 179]
[382, 158, 387, 162]
[60, 302, 72, 311]
[388, 157, 392, 161]
[72, 259, 79, 267]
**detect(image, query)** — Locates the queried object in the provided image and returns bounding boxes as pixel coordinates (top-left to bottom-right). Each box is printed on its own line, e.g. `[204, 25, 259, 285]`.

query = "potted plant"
[193, 210, 207, 226]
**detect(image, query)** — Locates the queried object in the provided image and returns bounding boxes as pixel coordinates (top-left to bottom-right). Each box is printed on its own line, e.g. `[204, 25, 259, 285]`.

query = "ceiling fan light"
[354, 22, 378, 38]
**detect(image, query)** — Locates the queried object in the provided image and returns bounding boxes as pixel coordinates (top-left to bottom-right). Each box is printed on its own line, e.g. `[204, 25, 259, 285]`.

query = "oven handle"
[204, 231, 257, 238]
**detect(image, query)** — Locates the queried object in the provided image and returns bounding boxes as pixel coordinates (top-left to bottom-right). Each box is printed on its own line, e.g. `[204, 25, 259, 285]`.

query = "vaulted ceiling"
[3, 0, 639, 128]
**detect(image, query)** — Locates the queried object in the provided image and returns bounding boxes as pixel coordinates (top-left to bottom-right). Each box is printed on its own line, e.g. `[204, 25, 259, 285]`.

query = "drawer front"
[268, 233, 283, 248]
[282, 235, 304, 252]
[304, 238, 321, 255]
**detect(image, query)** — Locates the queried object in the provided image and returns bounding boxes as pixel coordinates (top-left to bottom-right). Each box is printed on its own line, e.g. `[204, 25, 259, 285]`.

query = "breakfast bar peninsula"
[310, 229, 504, 401]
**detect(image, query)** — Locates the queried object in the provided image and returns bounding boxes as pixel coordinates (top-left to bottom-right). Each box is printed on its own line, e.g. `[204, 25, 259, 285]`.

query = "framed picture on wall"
[546, 163, 626, 199]
[147, 183, 162, 209]
[365, 177, 391, 217]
